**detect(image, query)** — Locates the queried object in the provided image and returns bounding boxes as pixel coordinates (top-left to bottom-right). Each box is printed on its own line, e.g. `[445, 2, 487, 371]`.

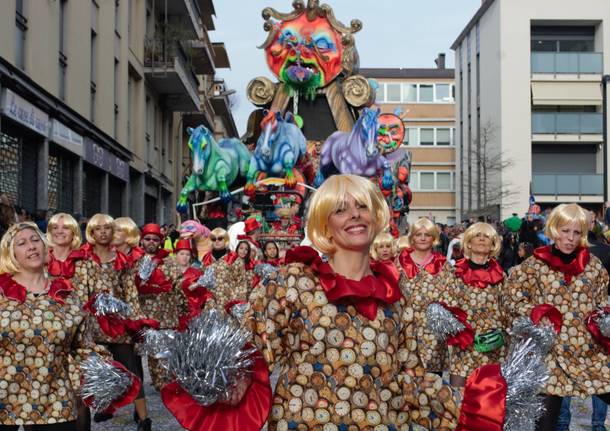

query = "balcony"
[144, 39, 201, 112]
[166, 0, 204, 40]
[532, 112, 603, 142]
[532, 173, 603, 199]
[531, 52, 603, 75]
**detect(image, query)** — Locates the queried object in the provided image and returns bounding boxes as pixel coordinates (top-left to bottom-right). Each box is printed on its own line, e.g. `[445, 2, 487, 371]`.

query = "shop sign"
[1, 88, 50, 136]
[84, 139, 129, 182]
[50, 119, 83, 155]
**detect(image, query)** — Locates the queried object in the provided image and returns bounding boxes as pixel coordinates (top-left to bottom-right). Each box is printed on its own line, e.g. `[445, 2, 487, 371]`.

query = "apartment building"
[452, 0, 610, 221]
[0, 0, 234, 224]
[362, 55, 457, 225]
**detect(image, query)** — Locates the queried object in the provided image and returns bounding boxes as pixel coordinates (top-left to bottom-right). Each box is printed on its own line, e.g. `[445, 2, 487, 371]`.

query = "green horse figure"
[176, 125, 250, 212]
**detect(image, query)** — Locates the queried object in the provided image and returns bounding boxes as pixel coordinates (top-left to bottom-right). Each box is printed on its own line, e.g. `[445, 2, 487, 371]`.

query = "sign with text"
[1, 88, 50, 136]
[84, 138, 129, 182]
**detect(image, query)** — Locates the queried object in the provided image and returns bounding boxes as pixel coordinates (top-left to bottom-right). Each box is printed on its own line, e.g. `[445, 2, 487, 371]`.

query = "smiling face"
[266, 14, 343, 91]
[49, 219, 74, 248]
[264, 242, 279, 259]
[13, 228, 45, 272]
[112, 228, 127, 247]
[327, 194, 374, 254]
[175, 250, 192, 267]
[237, 242, 250, 259]
[554, 221, 582, 254]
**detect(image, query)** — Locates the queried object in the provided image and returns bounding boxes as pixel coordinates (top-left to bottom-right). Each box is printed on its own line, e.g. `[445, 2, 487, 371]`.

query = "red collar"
[126, 247, 146, 267]
[533, 245, 590, 283]
[398, 249, 446, 279]
[81, 243, 130, 271]
[285, 246, 401, 320]
[47, 248, 86, 278]
[0, 274, 72, 304]
[454, 258, 504, 288]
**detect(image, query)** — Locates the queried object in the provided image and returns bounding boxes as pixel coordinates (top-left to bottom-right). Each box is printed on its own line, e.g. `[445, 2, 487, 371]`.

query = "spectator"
[499, 232, 517, 272]
[516, 242, 533, 264]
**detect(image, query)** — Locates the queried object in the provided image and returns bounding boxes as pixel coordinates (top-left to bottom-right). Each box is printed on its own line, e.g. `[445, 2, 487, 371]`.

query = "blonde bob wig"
[46, 213, 82, 250]
[545, 203, 588, 247]
[113, 217, 140, 248]
[370, 232, 398, 260]
[306, 174, 390, 256]
[85, 213, 115, 244]
[210, 227, 230, 248]
[407, 217, 440, 248]
[0, 222, 47, 274]
[396, 235, 410, 251]
[462, 222, 501, 259]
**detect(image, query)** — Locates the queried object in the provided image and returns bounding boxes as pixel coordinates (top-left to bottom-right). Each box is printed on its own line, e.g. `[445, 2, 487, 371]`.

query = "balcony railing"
[531, 52, 603, 74]
[144, 38, 199, 92]
[532, 112, 603, 135]
[532, 173, 603, 195]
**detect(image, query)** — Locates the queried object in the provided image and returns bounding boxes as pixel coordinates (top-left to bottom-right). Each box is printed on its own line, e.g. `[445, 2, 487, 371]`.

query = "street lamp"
[602, 75, 610, 205]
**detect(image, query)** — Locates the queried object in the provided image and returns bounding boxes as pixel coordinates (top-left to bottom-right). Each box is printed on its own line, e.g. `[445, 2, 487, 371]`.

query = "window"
[386, 83, 401, 103]
[410, 172, 455, 191]
[437, 128, 451, 146]
[419, 85, 433, 102]
[420, 173, 435, 190]
[403, 84, 417, 102]
[435, 84, 451, 102]
[15, 0, 27, 70]
[376, 83, 454, 103]
[402, 127, 454, 146]
[420, 129, 434, 146]
[436, 173, 452, 190]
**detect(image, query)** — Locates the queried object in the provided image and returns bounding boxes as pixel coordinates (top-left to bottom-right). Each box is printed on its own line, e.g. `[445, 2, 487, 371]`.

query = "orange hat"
[174, 239, 192, 252]
[141, 223, 163, 239]
[244, 217, 262, 234]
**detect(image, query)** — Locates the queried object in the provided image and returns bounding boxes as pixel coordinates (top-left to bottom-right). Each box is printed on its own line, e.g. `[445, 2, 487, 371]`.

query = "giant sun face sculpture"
[265, 13, 343, 96]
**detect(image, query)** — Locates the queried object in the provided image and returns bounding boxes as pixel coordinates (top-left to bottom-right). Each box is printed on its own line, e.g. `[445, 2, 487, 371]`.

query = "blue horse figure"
[176, 125, 251, 212]
[245, 110, 307, 195]
[314, 107, 394, 189]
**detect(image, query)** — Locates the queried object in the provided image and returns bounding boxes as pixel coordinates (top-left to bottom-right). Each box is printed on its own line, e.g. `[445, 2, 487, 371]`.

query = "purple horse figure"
[314, 107, 394, 189]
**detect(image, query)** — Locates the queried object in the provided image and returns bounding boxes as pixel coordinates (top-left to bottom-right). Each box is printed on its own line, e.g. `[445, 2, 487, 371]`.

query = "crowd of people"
[1, 177, 610, 431]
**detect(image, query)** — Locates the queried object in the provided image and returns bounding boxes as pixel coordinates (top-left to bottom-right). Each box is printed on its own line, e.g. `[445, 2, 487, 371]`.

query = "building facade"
[0, 0, 235, 225]
[362, 56, 457, 225]
[452, 0, 610, 221]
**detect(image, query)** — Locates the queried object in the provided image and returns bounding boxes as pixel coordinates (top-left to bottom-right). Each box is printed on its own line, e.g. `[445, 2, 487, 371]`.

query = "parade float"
[177, 0, 412, 247]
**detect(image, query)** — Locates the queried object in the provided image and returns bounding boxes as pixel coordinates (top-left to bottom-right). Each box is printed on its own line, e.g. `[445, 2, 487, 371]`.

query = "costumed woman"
[200, 227, 230, 267]
[112, 217, 144, 267]
[261, 240, 283, 266]
[397, 217, 448, 373]
[174, 239, 211, 327]
[503, 203, 610, 431]
[434, 222, 506, 389]
[79, 214, 155, 431]
[194, 174, 459, 430]
[0, 222, 140, 431]
[45, 213, 91, 431]
[370, 231, 398, 264]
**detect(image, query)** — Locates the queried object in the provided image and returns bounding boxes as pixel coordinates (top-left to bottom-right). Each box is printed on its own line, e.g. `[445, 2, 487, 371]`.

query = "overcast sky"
[209, 0, 482, 135]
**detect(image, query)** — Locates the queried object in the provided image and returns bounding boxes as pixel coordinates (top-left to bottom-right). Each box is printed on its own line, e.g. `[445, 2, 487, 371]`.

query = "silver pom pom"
[596, 311, 610, 338]
[510, 316, 556, 355]
[165, 308, 256, 406]
[80, 355, 132, 413]
[93, 293, 133, 318]
[138, 254, 157, 282]
[196, 267, 215, 290]
[254, 263, 281, 286]
[426, 302, 465, 342]
[137, 328, 177, 359]
[229, 302, 251, 321]
[501, 337, 549, 431]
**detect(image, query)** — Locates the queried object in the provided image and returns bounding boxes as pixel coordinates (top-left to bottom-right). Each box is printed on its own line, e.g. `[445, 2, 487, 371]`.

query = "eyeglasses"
[210, 236, 224, 242]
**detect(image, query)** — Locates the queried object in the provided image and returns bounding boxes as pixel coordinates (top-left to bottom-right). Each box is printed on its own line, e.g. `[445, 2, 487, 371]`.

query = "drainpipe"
[603, 75, 610, 202]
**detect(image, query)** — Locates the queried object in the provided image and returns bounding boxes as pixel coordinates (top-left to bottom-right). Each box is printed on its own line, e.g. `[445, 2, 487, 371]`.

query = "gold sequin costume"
[502, 250, 610, 397]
